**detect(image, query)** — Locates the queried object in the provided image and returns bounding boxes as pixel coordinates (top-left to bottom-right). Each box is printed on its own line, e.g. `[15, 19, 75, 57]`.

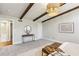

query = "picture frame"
[59, 23, 74, 33]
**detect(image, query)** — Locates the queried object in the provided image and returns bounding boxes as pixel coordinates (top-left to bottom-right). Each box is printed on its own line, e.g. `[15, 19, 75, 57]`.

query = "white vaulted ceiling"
[0, 3, 79, 22]
[0, 3, 29, 18]
[23, 3, 46, 20]
[36, 3, 79, 22]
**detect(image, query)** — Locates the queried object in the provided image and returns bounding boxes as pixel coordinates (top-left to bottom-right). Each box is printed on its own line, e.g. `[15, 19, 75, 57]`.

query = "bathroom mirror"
[24, 25, 32, 34]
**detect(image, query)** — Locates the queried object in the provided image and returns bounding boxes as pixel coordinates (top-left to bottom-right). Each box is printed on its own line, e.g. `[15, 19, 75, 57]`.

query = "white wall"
[0, 15, 43, 44]
[13, 18, 43, 44]
[43, 9, 79, 43]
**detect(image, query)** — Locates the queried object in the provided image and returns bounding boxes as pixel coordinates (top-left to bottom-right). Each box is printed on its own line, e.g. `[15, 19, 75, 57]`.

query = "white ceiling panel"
[36, 14, 52, 22]
[0, 3, 29, 18]
[59, 3, 79, 13]
[23, 3, 46, 20]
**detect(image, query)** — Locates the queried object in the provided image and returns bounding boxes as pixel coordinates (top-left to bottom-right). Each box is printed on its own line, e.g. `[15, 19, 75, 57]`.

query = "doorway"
[0, 21, 12, 46]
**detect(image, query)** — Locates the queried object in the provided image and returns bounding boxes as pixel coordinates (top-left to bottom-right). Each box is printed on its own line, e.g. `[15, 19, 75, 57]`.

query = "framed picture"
[59, 23, 74, 33]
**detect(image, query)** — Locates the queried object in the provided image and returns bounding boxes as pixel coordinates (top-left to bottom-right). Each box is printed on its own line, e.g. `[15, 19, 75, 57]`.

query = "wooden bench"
[42, 42, 61, 56]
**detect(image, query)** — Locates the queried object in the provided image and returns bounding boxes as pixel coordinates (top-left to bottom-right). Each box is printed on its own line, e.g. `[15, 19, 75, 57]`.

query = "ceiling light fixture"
[47, 3, 60, 16]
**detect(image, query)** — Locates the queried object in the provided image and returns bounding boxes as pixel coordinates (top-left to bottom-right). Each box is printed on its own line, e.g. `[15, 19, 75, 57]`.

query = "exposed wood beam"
[33, 12, 47, 21]
[33, 3, 65, 22]
[42, 6, 79, 23]
[60, 3, 66, 6]
[19, 3, 34, 20]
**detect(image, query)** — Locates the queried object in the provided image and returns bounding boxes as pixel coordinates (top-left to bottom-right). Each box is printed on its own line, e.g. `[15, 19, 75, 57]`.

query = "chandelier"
[47, 3, 61, 16]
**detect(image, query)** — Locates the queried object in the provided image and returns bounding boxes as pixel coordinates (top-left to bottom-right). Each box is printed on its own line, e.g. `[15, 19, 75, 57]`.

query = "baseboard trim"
[42, 38, 64, 43]
[0, 41, 12, 46]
